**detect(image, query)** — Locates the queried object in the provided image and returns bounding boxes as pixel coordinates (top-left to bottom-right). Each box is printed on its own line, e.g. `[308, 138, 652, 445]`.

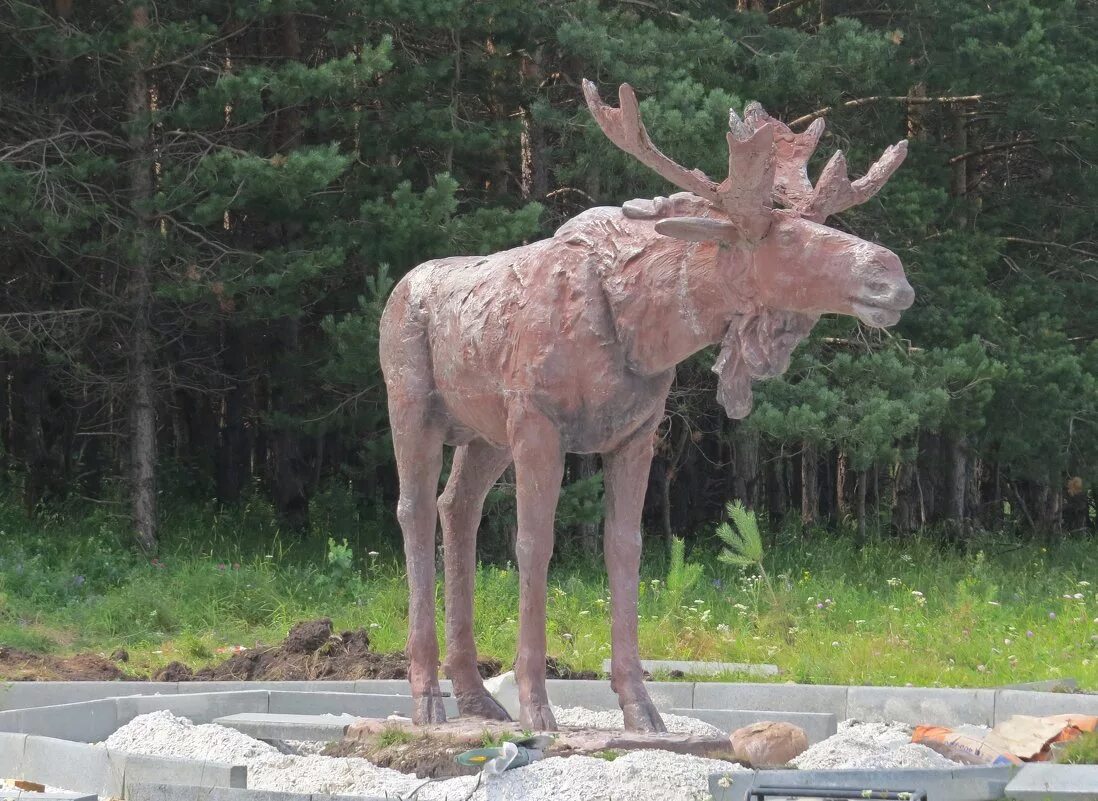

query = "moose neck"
[612, 237, 757, 376]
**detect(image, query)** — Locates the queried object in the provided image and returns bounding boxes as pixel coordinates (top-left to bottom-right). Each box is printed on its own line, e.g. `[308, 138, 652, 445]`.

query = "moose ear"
[654, 217, 741, 243]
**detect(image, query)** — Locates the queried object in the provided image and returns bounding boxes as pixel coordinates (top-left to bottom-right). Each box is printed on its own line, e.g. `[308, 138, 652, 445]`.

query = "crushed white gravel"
[551, 705, 726, 737]
[790, 720, 960, 770]
[102, 711, 740, 801]
[101, 712, 962, 801]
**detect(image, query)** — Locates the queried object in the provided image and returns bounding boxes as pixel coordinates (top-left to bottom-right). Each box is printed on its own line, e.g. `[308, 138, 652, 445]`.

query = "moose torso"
[391, 206, 747, 453]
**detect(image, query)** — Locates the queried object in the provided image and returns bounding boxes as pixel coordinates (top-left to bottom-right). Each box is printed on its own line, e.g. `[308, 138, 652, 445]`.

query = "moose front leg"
[509, 408, 564, 731]
[603, 416, 667, 733]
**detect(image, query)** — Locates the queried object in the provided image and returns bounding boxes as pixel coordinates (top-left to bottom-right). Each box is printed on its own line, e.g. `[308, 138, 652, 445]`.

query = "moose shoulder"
[379, 82, 914, 732]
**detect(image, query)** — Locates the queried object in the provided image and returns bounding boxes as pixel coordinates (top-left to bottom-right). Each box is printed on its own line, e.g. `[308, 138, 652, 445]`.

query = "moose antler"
[736, 103, 907, 222]
[583, 80, 775, 240]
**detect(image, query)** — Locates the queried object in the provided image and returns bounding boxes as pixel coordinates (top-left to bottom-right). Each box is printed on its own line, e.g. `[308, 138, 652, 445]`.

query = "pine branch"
[789, 94, 985, 128]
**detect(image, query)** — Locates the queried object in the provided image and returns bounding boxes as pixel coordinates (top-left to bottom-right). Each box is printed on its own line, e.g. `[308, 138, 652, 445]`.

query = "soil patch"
[156, 619, 502, 682]
[0, 646, 136, 681]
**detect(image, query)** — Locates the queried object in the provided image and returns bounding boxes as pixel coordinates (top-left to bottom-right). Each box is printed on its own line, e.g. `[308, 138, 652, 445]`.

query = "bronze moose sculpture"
[379, 81, 913, 732]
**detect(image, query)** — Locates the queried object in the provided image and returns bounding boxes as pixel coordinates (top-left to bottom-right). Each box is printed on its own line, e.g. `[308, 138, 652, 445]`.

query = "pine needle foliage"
[717, 502, 776, 604]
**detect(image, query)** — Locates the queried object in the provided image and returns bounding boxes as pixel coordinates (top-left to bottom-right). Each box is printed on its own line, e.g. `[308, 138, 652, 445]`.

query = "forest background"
[2, 0, 1097, 558]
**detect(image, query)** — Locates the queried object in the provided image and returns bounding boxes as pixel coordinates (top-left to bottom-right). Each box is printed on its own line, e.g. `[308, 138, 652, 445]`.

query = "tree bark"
[127, 5, 158, 554]
[731, 422, 759, 509]
[856, 469, 867, 545]
[800, 440, 818, 527]
[948, 434, 967, 531]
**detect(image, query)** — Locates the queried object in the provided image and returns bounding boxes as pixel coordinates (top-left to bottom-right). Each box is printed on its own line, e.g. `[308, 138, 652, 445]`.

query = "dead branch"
[789, 94, 984, 128]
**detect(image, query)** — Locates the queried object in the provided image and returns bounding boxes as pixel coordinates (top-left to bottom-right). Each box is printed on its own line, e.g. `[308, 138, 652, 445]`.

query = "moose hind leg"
[439, 439, 513, 720]
[604, 418, 666, 733]
[507, 409, 564, 731]
[392, 408, 447, 724]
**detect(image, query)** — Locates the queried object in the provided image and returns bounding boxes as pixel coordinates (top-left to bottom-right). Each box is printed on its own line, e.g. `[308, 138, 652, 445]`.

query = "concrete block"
[0, 683, 173, 712]
[0, 731, 28, 775]
[117, 691, 269, 725]
[995, 690, 1098, 724]
[351, 679, 413, 696]
[547, 680, 693, 711]
[693, 682, 849, 717]
[603, 659, 779, 678]
[669, 707, 836, 743]
[710, 765, 1014, 801]
[127, 785, 388, 801]
[1000, 678, 1078, 693]
[351, 679, 453, 696]
[19, 736, 125, 797]
[175, 682, 355, 695]
[121, 753, 246, 791]
[0, 793, 97, 801]
[0, 699, 120, 742]
[1005, 763, 1098, 800]
[213, 713, 353, 742]
[266, 691, 456, 718]
[847, 686, 996, 726]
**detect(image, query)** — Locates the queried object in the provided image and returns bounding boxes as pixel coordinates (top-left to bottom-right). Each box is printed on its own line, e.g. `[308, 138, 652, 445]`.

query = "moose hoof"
[456, 690, 512, 721]
[412, 692, 448, 725]
[622, 701, 667, 733]
[520, 703, 558, 731]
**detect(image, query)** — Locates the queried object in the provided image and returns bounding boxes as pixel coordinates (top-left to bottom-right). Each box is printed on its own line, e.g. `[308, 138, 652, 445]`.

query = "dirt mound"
[545, 656, 597, 680]
[0, 646, 137, 681]
[172, 618, 502, 682]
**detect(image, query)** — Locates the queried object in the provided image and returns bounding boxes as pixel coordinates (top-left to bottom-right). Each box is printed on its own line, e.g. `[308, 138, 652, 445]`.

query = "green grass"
[1058, 731, 1098, 765]
[0, 490, 1095, 689]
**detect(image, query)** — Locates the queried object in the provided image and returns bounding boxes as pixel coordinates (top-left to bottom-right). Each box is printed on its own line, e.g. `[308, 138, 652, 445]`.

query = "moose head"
[583, 81, 914, 330]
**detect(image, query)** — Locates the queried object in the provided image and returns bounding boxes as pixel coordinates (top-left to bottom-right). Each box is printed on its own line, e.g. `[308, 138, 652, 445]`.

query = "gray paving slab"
[351, 679, 414, 696]
[1000, 678, 1078, 692]
[1005, 763, 1098, 800]
[213, 712, 354, 742]
[668, 707, 836, 742]
[0, 683, 173, 712]
[0, 793, 97, 801]
[709, 765, 1014, 801]
[267, 691, 457, 718]
[351, 679, 453, 696]
[121, 752, 247, 791]
[127, 784, 387, 801]
[0, 699, 120, 742]
[19, 735, 126, 797]
[693, 682, 849, 717]
[174, 682, 353, 695]
[994, 689, 1098, 724]
[117, 691, 269, 725]
[546, 679, 693, 710]
[0, 731, 28, 775]
[848, 685, 996, 726]
[603, 659, 779, 678]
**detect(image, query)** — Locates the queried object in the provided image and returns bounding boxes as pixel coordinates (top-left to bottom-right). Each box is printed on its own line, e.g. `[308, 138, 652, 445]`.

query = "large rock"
[729, 720, 808, 767]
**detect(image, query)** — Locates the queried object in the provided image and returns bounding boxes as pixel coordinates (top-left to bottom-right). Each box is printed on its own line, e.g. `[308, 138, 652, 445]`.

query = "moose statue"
[379, 81, 914, 732]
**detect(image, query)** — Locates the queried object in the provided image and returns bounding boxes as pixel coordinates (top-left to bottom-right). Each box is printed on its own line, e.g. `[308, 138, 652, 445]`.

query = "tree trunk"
[948, 434, 967, 532]
[835, 450, 849, 520]
[800, 440, 818, 528]
[127, 5, 158, 554]
[856, 469, 868, 545]
[731, 422, 759, 509]
[574, 453, 600, 556]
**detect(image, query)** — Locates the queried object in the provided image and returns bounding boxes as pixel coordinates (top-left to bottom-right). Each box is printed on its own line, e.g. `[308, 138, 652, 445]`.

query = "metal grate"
[750, 788, 928, 801]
